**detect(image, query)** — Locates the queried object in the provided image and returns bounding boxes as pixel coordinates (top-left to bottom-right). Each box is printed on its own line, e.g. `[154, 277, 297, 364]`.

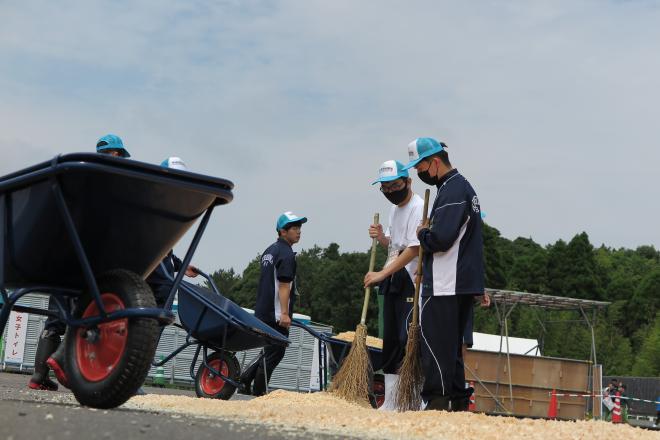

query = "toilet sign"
[4, 311, 28, 364]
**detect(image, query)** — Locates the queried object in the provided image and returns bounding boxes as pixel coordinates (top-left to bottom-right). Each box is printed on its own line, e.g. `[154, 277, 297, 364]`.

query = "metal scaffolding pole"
[493, 298, 518, 412]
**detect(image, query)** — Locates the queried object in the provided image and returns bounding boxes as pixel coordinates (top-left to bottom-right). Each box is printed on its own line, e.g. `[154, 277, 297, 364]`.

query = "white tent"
[471, 332, 541, 356]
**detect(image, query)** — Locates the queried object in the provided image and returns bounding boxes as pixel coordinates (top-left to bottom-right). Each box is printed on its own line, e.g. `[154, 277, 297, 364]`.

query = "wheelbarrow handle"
[190, 268, 222, 296]
[291, 319, 333, 342]
[158, 263, 221, 296]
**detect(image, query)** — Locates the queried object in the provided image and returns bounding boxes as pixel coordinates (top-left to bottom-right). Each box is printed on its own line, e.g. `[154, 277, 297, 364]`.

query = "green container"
[153, 355, 166, 387]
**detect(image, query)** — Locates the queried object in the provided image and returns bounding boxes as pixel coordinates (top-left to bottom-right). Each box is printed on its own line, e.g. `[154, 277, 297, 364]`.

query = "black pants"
[380, 272, 415, 374]
[150, 283, 171, 308]
[419, 294, 474, 402]
[463, 303, 474, 347]
[43, 298, 68, 336]
[381, 294, 413, 373]
[241, 321, 289, 395]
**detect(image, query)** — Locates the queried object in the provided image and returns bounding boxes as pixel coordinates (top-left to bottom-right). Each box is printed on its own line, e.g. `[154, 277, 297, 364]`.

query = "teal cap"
[402, 137, 445, 170]
[276, 211, 308, 232]
[96, 134, 131, 158]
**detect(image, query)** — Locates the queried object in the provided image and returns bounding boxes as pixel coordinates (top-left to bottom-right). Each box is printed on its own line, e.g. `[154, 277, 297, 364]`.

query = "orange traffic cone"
[611, 392, 622, 423]
[547, 389, 558, 419]
[468, 381, 476, 411]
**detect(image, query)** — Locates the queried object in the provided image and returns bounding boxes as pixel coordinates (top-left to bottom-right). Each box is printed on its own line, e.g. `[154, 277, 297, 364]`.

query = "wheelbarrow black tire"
[195, 351, 240, 400]
[64, 269, 159, 409]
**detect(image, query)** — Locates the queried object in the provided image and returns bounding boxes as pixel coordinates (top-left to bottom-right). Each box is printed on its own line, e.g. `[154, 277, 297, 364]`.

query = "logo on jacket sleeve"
[262, 254, 274, 266]
[472, 196, 480, 213]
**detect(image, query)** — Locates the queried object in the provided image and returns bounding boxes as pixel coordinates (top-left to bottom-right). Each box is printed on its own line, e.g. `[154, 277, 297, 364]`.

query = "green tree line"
[207, 224, 659, 377]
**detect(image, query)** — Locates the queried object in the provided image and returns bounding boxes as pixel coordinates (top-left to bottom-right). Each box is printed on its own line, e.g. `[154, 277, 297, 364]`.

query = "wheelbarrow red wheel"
[65, 269, 158, 409]
[76, 293, 128, 382]
[195, 351, 240, 400]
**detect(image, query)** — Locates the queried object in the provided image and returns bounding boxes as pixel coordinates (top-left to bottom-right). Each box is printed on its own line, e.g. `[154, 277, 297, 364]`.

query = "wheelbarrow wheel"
[195, 351, 240, 400]
[64, 269, 159, 409]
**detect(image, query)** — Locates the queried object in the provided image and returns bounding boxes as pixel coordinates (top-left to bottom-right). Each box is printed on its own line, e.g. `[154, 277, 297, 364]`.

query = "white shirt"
[384, 193, 425, 281]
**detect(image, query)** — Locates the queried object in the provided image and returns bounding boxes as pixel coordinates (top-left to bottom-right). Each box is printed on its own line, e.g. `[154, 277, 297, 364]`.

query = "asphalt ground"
[0, 372, 350, 440]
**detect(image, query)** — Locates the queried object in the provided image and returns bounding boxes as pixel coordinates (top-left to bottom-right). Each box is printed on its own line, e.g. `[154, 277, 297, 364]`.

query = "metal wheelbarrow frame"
[153, 268, 290, 400]
[0, 153, 233, 408]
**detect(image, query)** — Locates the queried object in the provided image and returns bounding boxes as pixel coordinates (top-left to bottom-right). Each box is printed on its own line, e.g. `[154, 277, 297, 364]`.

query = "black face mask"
[417, 170, 437, 186]
[384, 184, 409, 205]
[417, 160, 438, 186]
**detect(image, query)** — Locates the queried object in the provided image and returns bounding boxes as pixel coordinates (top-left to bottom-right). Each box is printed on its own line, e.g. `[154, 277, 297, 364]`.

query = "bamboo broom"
[394, 188, 430, 411]
[330, 213, 379, 405]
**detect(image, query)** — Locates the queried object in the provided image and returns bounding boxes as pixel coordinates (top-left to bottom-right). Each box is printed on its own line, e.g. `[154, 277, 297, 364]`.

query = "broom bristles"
[394, 322, 424, 411]
[329, 323, 372, 405]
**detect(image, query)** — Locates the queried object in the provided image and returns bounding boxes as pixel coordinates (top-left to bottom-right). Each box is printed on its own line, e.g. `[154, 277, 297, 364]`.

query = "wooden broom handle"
[412, 189, 431, 324]
[360, 212, 379, 325]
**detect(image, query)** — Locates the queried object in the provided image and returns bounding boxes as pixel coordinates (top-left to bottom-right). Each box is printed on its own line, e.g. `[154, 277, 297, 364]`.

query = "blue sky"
[2, 0, 660, 274]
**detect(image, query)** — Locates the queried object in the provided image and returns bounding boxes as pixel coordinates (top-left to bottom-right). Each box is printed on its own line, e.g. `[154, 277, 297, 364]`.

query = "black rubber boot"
[47, 338, 69, 389]
[28, 331, 60, 391]
[450, 396, 470, 412]
[238, 375, 252, 396]
[239, 353, 263, 395]
[450, 386, 473, 412]
[251, 367, 268, 397]
[425, 395, 451, 411]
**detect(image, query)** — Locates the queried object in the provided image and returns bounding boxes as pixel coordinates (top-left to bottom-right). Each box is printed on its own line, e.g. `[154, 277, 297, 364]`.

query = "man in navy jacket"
[403, 137, 484, 411]
[240, 211, 307, 396]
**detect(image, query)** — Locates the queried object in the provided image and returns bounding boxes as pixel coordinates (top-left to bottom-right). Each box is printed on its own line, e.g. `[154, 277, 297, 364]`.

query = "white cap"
[160, 156, 187, 171]
[372, 159, 408, 185]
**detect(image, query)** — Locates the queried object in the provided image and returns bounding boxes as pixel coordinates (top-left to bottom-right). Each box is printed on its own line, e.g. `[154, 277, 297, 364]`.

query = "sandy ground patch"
[125, 390, 659, 440]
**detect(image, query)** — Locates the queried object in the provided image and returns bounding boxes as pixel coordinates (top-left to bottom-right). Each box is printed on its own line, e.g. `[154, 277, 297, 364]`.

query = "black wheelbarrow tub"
[0, 153, 233, 289]
[177, 280, 290, 352]
[327, 337, 383, 372]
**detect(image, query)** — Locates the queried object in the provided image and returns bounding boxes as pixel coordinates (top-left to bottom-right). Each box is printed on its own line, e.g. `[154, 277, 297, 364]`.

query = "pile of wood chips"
[126, 390, 658, 439]
[332, 331, 383, 349]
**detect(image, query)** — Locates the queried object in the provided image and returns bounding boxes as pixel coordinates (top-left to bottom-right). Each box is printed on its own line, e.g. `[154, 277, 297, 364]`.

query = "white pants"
[379, 373, 426, 411]
[378, 374, 399, 411]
